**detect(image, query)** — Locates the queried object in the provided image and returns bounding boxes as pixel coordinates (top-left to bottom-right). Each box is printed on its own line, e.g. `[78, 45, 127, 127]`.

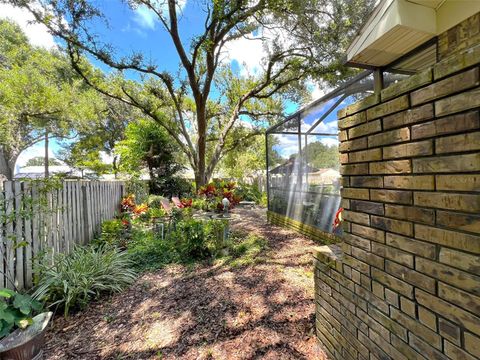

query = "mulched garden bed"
[44, 208, 328, 359]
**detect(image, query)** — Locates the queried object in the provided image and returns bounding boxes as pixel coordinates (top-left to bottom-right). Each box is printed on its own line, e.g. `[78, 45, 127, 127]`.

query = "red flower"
[121, 219, 130, 227]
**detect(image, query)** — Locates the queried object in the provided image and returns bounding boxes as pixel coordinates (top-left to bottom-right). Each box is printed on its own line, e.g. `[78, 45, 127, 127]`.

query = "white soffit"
[347, 0, 437, 67]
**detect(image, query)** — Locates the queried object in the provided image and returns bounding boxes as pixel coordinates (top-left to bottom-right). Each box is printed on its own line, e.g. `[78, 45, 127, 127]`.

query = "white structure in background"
[14, 166, 85, 179]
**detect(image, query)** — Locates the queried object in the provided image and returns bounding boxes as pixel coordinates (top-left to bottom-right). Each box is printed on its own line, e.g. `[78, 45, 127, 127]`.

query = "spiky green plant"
[33, 246, 136, 317]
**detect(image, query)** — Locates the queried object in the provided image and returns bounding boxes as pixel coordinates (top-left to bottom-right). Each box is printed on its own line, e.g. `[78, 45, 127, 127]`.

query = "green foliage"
[94, 219, 125, 247]
[25, 157, 62, 166]
[235, 183, 262, 203]
[33, 246, 136, 317]
[217, 232, 268, 268]
[0, 289, 43, 338]
[0, 19, 103, 180]
[125, 179, 149, 204]
[302, 142, 340, 170]
[127, 218, 227, 272]
[115, 119, 188, 196]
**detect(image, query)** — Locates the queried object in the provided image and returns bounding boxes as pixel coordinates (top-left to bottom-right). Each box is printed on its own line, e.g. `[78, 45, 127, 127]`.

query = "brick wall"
[314, 14, 480, 360]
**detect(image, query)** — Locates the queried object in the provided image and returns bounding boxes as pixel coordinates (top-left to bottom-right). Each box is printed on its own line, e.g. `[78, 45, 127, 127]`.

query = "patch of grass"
[216, 231, 268, 268]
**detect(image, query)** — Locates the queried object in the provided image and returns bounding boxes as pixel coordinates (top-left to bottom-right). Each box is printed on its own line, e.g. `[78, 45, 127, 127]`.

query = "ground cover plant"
[33, 246, 136, 317]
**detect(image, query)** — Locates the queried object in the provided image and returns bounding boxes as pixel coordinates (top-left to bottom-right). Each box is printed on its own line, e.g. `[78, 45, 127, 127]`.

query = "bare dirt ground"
[44, 207, 328, 360]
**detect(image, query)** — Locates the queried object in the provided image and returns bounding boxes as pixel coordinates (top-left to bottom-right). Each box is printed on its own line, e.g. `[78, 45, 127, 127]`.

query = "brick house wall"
[314, 13, 480, 360]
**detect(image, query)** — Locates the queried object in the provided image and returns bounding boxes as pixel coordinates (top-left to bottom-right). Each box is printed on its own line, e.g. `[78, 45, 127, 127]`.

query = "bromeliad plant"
[0, 289, 43, 338]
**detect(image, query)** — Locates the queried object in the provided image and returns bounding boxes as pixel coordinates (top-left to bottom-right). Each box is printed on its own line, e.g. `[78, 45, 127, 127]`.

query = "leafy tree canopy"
[10, 0, 374, 187]
[25, 157, 62, 167]
[0, 19, 104, 180]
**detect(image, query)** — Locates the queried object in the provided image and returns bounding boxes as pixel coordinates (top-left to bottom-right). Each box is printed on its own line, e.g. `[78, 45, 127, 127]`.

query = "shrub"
[99, 219, 124, 244]
[34, 246, 136, 317]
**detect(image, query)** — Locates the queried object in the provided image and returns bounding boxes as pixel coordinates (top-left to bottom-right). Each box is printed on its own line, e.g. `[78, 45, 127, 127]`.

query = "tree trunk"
[196, 104, 207, 188]
[0, 148, 16, 181]
[44, 131, 49, 179]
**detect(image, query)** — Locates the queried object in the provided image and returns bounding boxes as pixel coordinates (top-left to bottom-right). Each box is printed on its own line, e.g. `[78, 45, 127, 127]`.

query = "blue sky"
[0, 1, 324, 171]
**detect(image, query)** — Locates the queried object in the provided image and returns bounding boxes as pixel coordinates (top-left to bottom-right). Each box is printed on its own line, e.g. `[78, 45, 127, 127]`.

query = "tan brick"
[370, 189, 412, 205]
[340, 177, 350, 187]
[413, 153, 480, 173]
[416, 289, 480, 334]
[351, 223, 385, 243]
[342, 210, 370, 226]
[348, 148, 382, 163]
[437, 210, 480, 234]
[372, 243, 414, 267]
[341, 187, 369, 200]
[439, 319, 461, 346]
[366, 95, 409, 120]
[371, 281, 384, 299]
[437, 13, 480, 60]
[416, 257, 480, 296]
[369, 160, 411, 174]
[445, 341, 477, 360]
[464, 332, 480, 358]
[411, 67, 480, 106]
[351, 247, 384, 269]
[348, 120, 381, 139]
[350, 200, 384, 215]
[340, 198, 350, 209]
[368, 127, 410, 147]
[384, 288, 398, 307]
[371, 215, 413, 236]
[385, 204, 434, 224]
[384, 175, 434, 190]
[339, 153, 349, 164]
[340, 163, 369, 175]
[438, 282, 480, 315]
[408, 333, 446, 360]
[434, 45, 480, 79]
[435, 87, 480, 117]
[391, 308, 442, 349]
[339, 137, 368, 152]
[344, 233, 371, 251]
[338, 95, 377, 119]
[350, 176, 383, 188]
[436, 174, 480, 191]
[400, 297, 416, 317]
[415, 224, 480, 254]
[383, 103, 433, 129]
[383, 140, 433, 159]
[386, 233, 436, 259]
[439, 247, 480, 273]
[355, 284, 389, 314]
[414, 191, 480, 213]
[418, 307, 437, 331]
[411, 110, 480, 140]
[386, 260, 435, 292]
[391, 335, 427, 360]
[338, 130, 348, 141]
[372, 268, 413, 298]
[436, 131, 480, 153]
[368, 328, 409, 360]
[382, 68, 432, 101]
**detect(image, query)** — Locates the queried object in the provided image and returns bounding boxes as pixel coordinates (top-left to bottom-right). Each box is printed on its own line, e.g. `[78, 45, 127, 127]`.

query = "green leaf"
[16, 317, 33, 329]
[13, 293, 34, 315]
[0, 289, 15, 299]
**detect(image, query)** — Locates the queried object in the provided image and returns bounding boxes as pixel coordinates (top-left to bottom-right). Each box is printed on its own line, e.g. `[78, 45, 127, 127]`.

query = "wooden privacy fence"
[0, 180, 125, 290]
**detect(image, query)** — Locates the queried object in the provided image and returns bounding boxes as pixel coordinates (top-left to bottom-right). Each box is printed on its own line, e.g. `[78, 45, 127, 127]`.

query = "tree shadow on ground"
[44, 208, 327, 360]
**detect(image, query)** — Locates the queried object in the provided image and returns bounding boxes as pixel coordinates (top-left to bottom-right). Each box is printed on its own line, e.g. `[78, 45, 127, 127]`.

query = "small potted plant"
[0, 288, 51, 360]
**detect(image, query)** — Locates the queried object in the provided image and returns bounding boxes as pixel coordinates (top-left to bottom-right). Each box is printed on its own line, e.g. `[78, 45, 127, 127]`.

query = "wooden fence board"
[0, 180, 124, 290]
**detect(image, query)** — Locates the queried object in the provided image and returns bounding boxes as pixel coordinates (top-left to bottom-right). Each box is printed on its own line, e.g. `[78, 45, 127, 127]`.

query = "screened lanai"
[266, 70, 377, 235]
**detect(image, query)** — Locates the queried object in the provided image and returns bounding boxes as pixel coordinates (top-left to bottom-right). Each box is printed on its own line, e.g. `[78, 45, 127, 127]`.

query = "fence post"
[81, 183, 90, 245]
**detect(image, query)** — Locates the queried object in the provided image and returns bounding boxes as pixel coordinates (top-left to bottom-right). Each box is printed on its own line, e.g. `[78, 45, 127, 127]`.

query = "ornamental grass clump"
[33, 246, 136, 317]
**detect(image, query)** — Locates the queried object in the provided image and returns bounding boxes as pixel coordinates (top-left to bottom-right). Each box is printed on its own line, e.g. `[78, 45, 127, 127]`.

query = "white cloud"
[0, 4, 56, 49]
[319, 137, 339, 147]
[224, 34, 265, 77]
[133, 0, 187, 30]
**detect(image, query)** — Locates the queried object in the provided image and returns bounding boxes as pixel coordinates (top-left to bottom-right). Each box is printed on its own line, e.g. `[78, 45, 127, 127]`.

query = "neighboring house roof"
[14, 166, 82, 179]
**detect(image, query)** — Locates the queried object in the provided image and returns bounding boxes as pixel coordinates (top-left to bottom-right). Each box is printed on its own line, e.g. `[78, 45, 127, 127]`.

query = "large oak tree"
[10, 0, 374, 186]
